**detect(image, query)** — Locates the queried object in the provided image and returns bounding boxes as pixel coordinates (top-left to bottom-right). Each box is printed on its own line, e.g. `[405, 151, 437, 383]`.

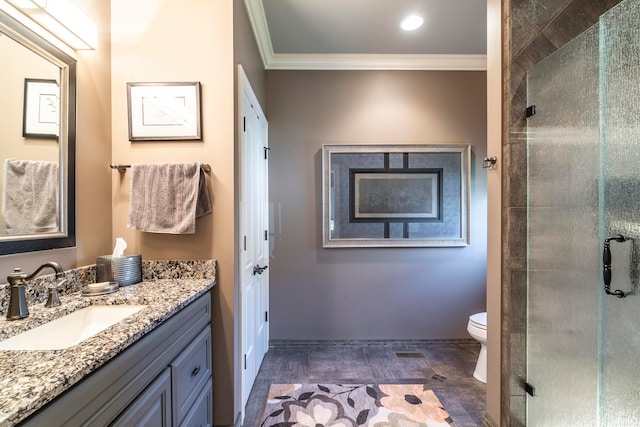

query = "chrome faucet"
[6, 261, 65, 320]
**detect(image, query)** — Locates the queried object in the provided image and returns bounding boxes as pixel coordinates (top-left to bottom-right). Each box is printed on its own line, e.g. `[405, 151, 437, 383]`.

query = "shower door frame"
[502, 0, 627, 425]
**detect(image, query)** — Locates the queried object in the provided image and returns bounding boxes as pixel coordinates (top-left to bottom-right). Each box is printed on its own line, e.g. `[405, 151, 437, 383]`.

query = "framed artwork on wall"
[322, 144, 470, 248]
[23, 78, 59, 139]
[127, 82, 201, 141]
[350, 170, 442, 222]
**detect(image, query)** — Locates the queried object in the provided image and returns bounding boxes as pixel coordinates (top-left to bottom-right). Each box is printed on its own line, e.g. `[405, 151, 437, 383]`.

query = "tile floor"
[242, 341, 486, 427]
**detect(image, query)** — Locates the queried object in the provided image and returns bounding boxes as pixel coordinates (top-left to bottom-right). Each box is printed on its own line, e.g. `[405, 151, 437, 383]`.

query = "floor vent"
[431, 374, 447, 382]
[394, 352, 425, 359]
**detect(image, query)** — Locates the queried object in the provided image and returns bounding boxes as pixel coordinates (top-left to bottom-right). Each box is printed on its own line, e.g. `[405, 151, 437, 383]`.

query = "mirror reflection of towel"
[127, 162, 212, 234]
[2, 159, 59, 235]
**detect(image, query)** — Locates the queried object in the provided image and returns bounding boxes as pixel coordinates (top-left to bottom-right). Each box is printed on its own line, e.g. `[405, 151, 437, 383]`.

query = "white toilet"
[467, 312, 487, 383]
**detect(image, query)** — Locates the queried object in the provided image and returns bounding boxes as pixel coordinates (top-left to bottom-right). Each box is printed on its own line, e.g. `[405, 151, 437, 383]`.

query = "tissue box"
[96, 255, 142, 286]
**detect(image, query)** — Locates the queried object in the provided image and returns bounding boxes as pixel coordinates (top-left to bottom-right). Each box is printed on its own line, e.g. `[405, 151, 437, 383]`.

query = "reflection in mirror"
[0, 9, 76, 254]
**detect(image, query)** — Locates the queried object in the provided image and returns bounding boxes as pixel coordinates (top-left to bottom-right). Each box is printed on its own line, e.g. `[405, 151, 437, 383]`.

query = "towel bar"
[110, 163, 211, 173]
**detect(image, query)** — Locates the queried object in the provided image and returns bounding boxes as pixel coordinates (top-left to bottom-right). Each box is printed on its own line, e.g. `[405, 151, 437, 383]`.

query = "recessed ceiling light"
[400, 15, 424, 31]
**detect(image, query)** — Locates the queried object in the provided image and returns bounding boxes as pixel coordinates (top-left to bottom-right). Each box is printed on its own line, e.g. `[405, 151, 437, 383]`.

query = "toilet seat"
[469, 312, 487, 330]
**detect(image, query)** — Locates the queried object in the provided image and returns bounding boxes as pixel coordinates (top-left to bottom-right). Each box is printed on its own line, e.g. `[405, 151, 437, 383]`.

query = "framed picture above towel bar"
[127, 82, 202, 141]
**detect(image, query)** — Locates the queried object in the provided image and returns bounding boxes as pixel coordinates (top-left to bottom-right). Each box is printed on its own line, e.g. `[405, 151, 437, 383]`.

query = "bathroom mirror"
[0, 9, 76, 254]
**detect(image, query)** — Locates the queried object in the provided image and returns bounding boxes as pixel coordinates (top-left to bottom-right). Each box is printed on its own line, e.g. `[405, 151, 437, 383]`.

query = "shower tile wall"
[503, 0, 623, 425]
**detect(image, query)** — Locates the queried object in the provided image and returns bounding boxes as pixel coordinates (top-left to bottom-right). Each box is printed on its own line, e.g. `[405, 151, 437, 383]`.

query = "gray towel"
[2, 158, 59, 235]
[127, 162, 212, 234]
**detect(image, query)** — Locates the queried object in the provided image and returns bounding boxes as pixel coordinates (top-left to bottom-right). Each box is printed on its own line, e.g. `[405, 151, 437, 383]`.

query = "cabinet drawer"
[180, 379, 212, 427]
[171, 325, 211, 424]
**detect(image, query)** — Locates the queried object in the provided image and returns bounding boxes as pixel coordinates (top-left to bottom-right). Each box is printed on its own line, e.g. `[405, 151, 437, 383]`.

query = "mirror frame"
[0, 10, 76, 255]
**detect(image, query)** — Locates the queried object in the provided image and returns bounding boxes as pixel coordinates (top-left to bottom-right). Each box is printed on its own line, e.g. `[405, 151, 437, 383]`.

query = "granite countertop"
[0, 260, 216, 426]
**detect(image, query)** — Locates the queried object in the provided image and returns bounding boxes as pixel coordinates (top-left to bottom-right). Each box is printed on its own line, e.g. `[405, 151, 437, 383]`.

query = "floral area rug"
[260, 383, 453, 427]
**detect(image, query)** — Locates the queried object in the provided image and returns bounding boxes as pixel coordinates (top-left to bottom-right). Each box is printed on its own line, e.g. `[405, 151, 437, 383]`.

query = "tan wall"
[110, 0, 235, 424]
[486, 0, 502, 424]
[0, 0, 112, 277]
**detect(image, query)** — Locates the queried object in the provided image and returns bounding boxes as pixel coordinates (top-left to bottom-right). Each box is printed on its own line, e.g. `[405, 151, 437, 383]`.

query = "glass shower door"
[600, 0, 640, 424]
[526, 22, 601, 426]
[526, 0, 640, 425]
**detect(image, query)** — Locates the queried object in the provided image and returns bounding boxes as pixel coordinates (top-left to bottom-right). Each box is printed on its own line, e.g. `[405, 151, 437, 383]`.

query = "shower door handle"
[603, 235, 627, 298]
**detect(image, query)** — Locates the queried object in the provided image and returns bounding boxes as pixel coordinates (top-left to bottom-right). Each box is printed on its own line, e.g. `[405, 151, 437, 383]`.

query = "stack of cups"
[96, 255, 142, 287]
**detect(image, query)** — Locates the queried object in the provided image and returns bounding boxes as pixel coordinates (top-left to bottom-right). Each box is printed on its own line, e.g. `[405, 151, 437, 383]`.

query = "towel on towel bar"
[2, 158, 59, 235]
[127, 162, 212, 234]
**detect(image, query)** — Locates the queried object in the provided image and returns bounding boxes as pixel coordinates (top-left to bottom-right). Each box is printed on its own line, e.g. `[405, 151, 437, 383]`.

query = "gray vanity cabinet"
[111, 368, 172, 427]
[180, 382, 213, 427]
[20, 291, 213, 427]
[170, 326, 212, 425]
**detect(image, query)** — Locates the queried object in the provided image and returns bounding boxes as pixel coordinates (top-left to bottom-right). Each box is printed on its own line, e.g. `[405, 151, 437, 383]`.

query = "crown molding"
[244, 0, 487, 71]
[267, 53, 487, 70]
[244, 0, 274, 67]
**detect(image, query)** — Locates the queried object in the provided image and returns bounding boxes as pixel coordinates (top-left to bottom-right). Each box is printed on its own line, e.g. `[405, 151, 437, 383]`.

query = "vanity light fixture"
[6, 0, 97, 49]
[400, 14, 424, 31]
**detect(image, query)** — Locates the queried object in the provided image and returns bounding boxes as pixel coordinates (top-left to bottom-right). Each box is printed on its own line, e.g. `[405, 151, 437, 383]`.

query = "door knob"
[253, 264, 268, 275]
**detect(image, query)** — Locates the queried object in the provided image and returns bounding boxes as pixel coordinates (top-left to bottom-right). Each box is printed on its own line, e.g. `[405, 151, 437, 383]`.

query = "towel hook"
[482, 156, 497, 169]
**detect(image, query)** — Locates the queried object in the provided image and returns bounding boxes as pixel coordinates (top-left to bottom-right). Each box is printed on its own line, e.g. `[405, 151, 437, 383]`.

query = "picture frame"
[127, 82, 201, 141]
[23, 78, 59, 139]
[322, 144, 470, 248]
[350, 170, 442, 221]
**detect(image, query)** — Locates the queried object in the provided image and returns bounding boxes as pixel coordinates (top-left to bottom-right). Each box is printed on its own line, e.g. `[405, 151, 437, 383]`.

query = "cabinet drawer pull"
[191, 366, 201, 377]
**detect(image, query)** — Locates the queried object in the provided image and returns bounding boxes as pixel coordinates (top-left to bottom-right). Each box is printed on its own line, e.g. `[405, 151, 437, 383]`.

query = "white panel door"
[239, 66, 269, 416]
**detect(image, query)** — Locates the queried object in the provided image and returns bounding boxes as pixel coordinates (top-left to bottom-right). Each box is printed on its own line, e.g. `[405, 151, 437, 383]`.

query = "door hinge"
[264, 147, 270, 159]
[243, 116, 246, 132]
[526, 105, 536, 118]
[264, 230, 268, 241]
[524, 381, 536, 397]
[244, 354, 247, 370]
[265, 311, 268, 322]
[243, 235, 247, 251]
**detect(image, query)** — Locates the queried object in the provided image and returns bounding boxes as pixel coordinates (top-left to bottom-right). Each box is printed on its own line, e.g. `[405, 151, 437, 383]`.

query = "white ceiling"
[244, 0, 487, 71]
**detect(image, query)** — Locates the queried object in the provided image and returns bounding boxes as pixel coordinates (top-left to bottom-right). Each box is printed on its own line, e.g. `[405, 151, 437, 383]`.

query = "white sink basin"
[0, 305, 146, 351]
